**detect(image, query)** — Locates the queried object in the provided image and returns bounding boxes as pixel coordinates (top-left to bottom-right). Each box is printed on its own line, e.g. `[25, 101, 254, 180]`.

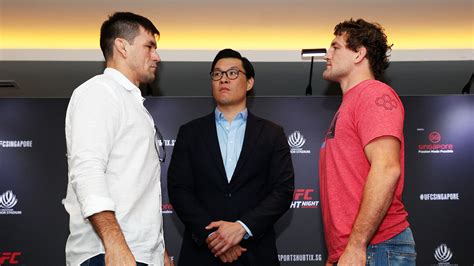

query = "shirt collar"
[215, 107, 248, 122]
[104, 68, 140, 92]
[104, 67, 144, 101]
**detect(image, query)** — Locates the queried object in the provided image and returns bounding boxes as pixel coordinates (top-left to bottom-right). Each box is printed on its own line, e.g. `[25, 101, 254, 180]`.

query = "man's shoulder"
[352, 79, 399, 105]
[249, 112, 283, 132]
[359, 79, 395, 94]
[180, 113, 213, 129]
[71, 73, 120, 100]
[178, 111, 285, 132]
[75, 72, 109, 88]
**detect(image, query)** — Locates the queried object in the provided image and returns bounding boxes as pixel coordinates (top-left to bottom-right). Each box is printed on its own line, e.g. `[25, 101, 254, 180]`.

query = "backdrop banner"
[0, 96, 472, 265]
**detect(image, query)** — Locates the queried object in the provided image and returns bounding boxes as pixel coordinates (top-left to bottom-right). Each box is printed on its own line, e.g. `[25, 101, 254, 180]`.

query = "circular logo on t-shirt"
[429, 131, 441, 143]
[375, 94, 398, 110]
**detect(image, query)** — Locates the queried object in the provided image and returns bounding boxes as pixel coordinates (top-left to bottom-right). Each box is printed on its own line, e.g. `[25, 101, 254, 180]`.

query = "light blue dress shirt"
[215, 108, 247, 182]
[214, 107, 253, 238]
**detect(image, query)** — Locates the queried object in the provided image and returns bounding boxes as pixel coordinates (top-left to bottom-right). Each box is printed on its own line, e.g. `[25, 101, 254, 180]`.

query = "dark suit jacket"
[168, 111, 295, 266]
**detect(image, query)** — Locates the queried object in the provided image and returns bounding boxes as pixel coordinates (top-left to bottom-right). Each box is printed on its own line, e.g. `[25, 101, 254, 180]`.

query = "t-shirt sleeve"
[355, 83, 404, 147]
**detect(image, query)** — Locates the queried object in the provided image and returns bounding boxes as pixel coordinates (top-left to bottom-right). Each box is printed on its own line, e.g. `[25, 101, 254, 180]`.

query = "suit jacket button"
[225, 193, 232, 198]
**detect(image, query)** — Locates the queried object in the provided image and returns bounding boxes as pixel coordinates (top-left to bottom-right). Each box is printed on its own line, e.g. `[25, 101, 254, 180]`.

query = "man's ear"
[114, 38, 128, 58]
[246, 77, 255, 92]
[354, 46, 367, 63]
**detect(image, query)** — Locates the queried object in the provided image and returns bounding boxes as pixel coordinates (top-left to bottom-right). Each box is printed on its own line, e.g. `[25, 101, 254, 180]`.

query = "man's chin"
[215, 99, 232, 106]
[142, 75, 156, 84]
[322, 72, 334, 82]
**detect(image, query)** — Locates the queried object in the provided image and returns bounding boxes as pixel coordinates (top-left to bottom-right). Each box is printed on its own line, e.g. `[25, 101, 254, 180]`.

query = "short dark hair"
[211, 49, 255, 79]
[100, 12, 160, 60]
[334, 18, 392, 79]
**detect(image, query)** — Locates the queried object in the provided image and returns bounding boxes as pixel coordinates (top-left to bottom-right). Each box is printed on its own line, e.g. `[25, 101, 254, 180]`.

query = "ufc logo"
[0, 252, 21, 264]
[162, 203, 173, 211]
[293, 189, 314, 200]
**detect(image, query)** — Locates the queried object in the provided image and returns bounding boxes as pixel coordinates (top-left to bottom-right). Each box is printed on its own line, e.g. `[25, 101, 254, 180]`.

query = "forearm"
[167, 127, 215, 243]
[347, 165, 400, 248]
[88, 211, 129, 251]
[240, 131, 294, 236]
[167, 179, 216, 244]
[169, 192, 214, 240]
[239, 183, 293, 237]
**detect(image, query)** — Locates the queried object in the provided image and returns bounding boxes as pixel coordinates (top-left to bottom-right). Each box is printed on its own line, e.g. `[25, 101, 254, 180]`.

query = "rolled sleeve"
[67, 81, 121, 218]
[80, 195, 116, 218]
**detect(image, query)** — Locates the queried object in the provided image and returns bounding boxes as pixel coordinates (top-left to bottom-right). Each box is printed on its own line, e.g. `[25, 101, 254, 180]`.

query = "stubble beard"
[322, 69, 334, 82]
[141, 71, 156, 84]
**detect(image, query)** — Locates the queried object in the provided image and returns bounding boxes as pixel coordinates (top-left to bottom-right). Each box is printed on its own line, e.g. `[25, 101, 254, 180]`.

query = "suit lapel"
[231, 112, 263, 182]
[200, 113, 227, 183]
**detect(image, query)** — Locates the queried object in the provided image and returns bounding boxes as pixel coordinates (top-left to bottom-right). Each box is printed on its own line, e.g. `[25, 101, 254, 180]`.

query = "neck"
[106, 60, 140, 87]
[340, 70, 375, 94]
[217, 103, 246, 123]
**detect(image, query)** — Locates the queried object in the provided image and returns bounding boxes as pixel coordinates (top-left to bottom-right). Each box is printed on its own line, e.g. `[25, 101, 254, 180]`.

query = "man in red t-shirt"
[319, 19, 416, 265]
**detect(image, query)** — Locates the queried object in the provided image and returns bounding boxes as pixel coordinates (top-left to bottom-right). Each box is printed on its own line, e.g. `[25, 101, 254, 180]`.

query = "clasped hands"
[205, 220, 248, 263]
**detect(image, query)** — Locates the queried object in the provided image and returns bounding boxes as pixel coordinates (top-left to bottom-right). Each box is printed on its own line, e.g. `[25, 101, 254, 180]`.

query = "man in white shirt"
[64, 12, 172, 266]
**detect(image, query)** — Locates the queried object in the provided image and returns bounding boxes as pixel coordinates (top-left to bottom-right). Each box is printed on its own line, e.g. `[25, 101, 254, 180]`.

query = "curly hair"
[334, 18, 393, 79]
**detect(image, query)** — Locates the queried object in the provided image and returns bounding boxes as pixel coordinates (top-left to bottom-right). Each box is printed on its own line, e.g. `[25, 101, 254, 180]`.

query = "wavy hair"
[334, 18, 393, 79]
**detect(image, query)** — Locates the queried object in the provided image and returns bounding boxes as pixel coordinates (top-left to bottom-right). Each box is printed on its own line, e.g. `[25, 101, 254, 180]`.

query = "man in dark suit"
[168, 49, 295, 266]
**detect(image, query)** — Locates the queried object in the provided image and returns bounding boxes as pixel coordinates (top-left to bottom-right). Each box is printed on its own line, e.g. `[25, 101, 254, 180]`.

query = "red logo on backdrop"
[429, 131, 441, 143]
[418, 130, 454, 154]
[291, 189, 319, 209]
[162, 203, 174, 214]
[293, 189, 314, 200]
[0, 252, 21, 264]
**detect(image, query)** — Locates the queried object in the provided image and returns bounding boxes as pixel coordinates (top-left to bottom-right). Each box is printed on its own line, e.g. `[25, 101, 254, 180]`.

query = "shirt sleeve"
[236, 220, 253, 239]
[67, 81, 121, 218]
[355, 83, 404, 147]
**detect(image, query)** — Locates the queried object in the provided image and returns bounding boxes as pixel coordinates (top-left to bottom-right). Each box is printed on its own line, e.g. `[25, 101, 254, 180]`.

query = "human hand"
[218, 244, 247, 263]
[205, 220, 246, 256]
[337, 244, 366, 266]
[164, 250, 174, 266]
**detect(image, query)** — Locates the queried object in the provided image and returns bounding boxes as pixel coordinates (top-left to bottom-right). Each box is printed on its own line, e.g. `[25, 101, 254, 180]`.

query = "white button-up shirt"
[64, 68, 164, 265]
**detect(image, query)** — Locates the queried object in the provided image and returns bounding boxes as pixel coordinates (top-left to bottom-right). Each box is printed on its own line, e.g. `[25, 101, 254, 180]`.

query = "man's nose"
[153, 50, 161, 62]
[323, 50, 331, 61]
[220, 73, 230, 83]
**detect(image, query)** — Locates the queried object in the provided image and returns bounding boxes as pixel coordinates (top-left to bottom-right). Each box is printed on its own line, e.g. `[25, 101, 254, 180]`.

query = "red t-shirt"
[319, 80, 409, 263]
